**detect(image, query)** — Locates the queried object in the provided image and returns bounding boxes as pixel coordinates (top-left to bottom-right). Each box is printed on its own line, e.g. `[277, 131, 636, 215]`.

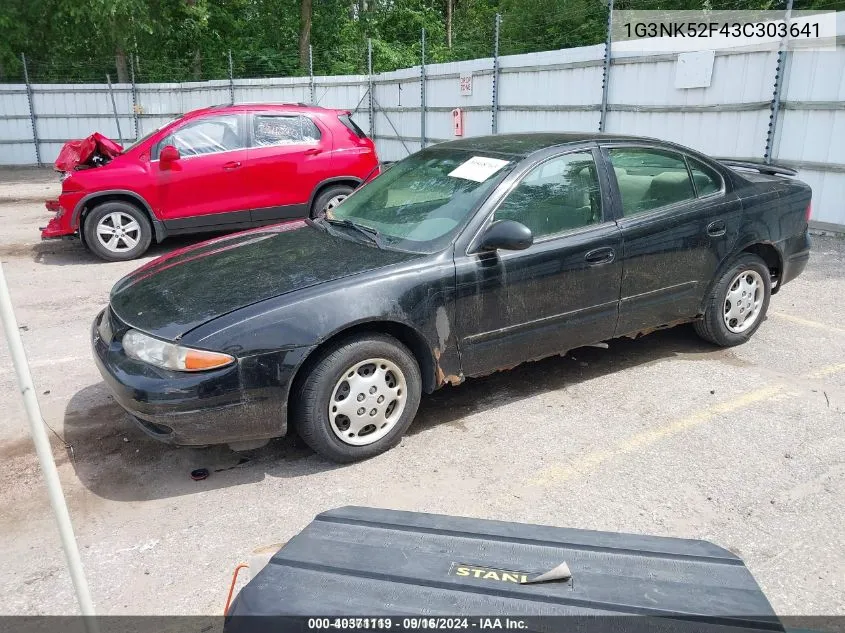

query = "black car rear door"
[600, 144, 742, 337]
[453, 146, 623, 377]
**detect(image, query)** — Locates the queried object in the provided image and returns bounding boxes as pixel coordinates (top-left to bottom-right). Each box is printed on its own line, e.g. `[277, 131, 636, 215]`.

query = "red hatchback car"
[42, 104, 379, 260]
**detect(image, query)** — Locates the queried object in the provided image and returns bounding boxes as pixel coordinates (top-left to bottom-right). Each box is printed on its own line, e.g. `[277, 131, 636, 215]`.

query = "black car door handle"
[707, 220, 727, 237]
[585, 247, 615, 265]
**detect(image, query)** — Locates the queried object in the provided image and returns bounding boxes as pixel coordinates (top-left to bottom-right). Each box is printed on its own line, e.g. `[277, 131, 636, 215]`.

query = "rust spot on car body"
[433, 346, 464, 386]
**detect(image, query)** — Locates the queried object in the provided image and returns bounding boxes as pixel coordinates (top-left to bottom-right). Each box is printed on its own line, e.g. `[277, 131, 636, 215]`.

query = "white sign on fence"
[459, 73, 473, 96]
[674, 50, 715, 89]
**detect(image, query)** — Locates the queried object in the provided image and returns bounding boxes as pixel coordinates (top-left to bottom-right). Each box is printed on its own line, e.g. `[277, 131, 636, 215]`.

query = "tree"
[300, 0, 313, 73]
[445, 0, 455, 48]
[4, 0, 845, 83]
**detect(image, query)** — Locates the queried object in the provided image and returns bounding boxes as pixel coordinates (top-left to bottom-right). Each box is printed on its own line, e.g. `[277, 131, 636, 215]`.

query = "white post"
[0, 262, 98, 629]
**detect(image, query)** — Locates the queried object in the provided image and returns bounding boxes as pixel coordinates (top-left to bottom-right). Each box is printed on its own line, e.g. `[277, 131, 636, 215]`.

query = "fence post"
[20, 53, 41, 167]
[599, 0, 614, 132]
[420, 28, 427, 150]
[491, 13, 501, 135]
[367, 38, 375, 140]
[765, 0, 794, 164]
[106, 74, 123, 144]
[130, 56, 139, 140]
[308, 44, 315, 104]
[228, 50, 235, 105]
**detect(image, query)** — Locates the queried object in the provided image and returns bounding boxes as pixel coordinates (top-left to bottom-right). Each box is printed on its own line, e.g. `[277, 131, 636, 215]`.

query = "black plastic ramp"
[226, 506, 782, 632]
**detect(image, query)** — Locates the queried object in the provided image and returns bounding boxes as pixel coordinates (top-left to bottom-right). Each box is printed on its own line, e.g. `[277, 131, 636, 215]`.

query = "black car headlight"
[122, 329, 235, 372]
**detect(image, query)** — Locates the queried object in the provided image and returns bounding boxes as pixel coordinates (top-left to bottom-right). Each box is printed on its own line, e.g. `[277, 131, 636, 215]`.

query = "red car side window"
[253, 115, 320, 147]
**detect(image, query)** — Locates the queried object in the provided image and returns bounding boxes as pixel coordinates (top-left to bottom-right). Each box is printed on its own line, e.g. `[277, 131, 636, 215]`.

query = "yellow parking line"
[771, 312, 845, 336]
[529, 362, 845, 488]
[806, 363, 845, 380]
[529, 385, 785, 486]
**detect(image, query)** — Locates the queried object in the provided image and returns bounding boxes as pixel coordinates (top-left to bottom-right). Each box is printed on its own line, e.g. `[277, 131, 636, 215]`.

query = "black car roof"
[434, 132, 663, 157]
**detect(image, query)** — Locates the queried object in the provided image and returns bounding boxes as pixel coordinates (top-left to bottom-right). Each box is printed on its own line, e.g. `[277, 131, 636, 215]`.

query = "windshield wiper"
[304, 217, 327, 232]
[323, 217, 385, 248]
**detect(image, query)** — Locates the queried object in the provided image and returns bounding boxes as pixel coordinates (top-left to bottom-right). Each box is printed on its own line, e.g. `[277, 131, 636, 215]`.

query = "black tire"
[83, 201, 152, 261]
[310, 184, 354, 219]
[292, 334, 422, 463]
[694, 253, 772, 347]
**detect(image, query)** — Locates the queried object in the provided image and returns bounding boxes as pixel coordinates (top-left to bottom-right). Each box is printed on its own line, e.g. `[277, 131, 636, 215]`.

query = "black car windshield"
[328, 147, 518, 253]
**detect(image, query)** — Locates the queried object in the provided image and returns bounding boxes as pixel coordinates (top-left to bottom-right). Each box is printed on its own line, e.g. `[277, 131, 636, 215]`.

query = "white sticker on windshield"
[448, 156, 510, 182]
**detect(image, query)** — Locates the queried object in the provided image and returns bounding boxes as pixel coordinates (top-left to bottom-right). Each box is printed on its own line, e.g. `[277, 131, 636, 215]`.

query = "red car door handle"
[223, 161, 242, 170]
[304, 148, 322, 156]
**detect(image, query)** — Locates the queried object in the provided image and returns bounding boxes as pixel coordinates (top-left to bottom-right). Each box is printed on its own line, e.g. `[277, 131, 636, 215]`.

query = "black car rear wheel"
[293, 334, 422, 463]
[694, 253, 772, 347]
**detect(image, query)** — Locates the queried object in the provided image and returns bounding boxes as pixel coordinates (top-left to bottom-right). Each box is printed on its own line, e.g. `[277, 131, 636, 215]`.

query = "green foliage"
[1, 0, 843, 83]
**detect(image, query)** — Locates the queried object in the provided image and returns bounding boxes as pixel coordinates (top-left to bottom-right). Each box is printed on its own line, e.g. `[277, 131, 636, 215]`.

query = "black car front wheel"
[695, 253, 772, 347]
[293, 334, 422, 463]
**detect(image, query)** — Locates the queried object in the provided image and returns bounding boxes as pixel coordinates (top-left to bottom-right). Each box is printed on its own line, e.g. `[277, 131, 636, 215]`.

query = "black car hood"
[110, 222, 420, 341]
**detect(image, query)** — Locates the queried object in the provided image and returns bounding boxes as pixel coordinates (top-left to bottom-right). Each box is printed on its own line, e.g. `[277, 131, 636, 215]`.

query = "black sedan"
[92, 133, 812, 462]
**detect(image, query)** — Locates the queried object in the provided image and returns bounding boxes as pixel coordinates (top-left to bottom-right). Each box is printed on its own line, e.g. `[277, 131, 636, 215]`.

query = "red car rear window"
[338, 113, 367, 138]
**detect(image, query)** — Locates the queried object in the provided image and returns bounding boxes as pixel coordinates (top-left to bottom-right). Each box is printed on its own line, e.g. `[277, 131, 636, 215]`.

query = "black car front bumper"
[91, 308, 313, 446]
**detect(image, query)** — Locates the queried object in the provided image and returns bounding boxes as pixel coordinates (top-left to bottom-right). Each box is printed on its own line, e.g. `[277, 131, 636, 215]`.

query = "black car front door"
[453, 148, 623, 377]
[602, 145, 742, 337]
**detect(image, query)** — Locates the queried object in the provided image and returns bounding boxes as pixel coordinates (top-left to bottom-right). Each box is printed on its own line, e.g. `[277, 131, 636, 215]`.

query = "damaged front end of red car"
[40, 198, 67, 238]
[54, 133, 123, 172]
[41, 133, 124, 240]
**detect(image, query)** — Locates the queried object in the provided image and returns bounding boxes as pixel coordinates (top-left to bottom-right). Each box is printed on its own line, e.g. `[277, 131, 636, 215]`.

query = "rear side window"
[252, 115, 321, 147]
[338, 113, 367, 138]
[608, 148, 695, 216]
[687, 157, 722, 197]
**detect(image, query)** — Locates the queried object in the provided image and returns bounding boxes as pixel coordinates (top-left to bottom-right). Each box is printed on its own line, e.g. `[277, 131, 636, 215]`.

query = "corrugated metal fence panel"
[607, 110, 772, 158]
[424, 58, 495, 143]
[606, 50, 778, 160]
[775, 47, 845, 227]
[137, 83, 186, 116]
[371, 66, 423, 161]
[233, 77, 311, 106]
[800, 169, 845, 228]
[313, 75, 370, 115]
[0, 86, 38, 163]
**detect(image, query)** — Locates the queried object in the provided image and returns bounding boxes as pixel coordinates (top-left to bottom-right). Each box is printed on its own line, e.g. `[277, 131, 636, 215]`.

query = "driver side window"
[156, 114, 243, 158]
[495, 151, 602, 239]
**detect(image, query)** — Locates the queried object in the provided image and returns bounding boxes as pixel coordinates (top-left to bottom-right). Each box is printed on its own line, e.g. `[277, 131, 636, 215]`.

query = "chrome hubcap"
[324, 194, 347, 213]
[723, 270, 764, 333]
[328, 358, 407, 446]
[96, 211, 140, 253]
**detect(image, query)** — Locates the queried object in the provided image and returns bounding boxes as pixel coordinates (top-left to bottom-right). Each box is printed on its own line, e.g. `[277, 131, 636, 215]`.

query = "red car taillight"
[806, 201, 812, 223]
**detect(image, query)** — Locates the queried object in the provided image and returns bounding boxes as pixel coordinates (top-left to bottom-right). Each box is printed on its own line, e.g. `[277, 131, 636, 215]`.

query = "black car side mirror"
[479, 220, 533, 252]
